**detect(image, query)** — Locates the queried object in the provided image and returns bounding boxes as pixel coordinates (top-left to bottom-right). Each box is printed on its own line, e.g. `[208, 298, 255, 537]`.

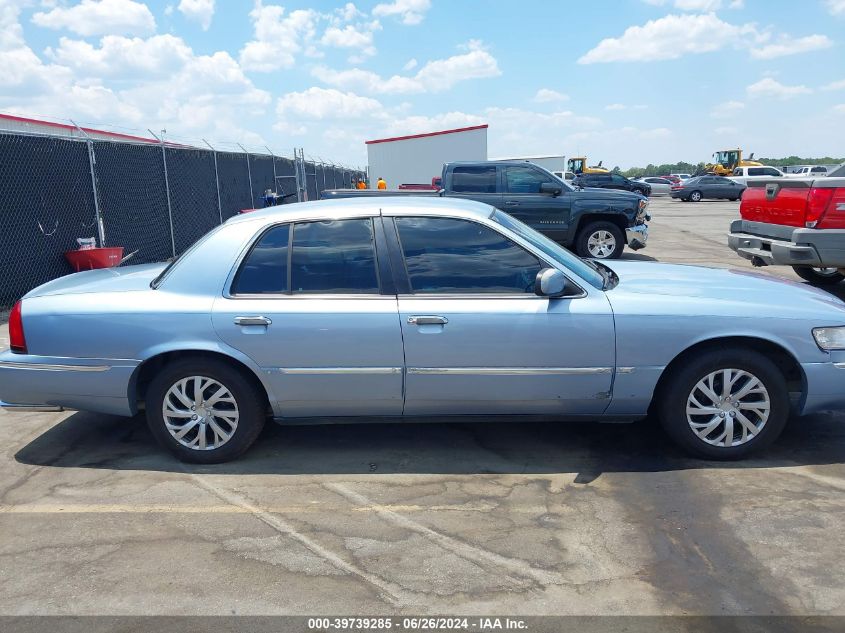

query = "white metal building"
[365, 124, 488, 188]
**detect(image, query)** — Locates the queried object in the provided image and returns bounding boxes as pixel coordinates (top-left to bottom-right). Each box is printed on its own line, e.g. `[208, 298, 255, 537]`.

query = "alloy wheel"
[685, 368, 770, 447]
[162, 376, 239, 450]
[587, 230, 617, 258]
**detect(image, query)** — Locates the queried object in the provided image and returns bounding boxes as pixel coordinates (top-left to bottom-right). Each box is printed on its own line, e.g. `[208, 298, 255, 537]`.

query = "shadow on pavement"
[15, 408, 845, 480]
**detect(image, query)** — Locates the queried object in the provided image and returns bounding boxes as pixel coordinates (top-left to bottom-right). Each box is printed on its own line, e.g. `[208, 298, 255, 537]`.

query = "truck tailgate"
[741, 180, 812, 227]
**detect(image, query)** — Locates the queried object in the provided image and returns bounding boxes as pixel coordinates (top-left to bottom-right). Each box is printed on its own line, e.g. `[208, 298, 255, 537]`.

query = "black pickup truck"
[321, 160, 650, 259]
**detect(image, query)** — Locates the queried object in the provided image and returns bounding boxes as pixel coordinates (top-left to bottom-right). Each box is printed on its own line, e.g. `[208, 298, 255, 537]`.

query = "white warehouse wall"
[366, 125, 488, 188]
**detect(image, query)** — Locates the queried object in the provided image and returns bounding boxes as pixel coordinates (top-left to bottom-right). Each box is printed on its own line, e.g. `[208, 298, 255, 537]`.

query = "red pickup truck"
[728, 163, 845, 285]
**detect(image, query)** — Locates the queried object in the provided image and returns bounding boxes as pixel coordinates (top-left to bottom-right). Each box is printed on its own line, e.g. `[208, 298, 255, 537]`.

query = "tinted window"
[395, 217, 543, 294]
[233, 224, 290, 294]
[811, 166, 827, 173]
[451, 166, 497, 193]
[504, 166, 555, 193]
[290, 219, 379, 293]
[748, 168, 764, 176]
[611, 174, 627, 184]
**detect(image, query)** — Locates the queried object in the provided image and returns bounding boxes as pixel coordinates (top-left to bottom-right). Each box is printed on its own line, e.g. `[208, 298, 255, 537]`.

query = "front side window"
[233, 219, 379, 295]
[611, 174, 627, 184]
[395, 217, 543, 294]
[504, 166, 555, 193]
[451, 166, 497, 193]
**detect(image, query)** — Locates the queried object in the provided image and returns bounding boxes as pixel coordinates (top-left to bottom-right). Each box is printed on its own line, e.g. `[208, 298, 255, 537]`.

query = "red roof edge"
[0, 113, 160, 144]
[365, 124, 488, 145]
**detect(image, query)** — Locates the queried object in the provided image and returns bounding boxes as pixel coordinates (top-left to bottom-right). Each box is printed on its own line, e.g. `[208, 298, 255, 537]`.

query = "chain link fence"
[0, 129, 365, 307]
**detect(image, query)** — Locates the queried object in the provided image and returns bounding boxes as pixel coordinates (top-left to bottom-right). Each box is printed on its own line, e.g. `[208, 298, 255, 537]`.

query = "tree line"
[610, 156, 845, 179]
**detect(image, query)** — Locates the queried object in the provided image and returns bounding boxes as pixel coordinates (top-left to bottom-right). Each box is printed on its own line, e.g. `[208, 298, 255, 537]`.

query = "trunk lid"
[24, 262, 167, 298]
[740, 179, 813, 227]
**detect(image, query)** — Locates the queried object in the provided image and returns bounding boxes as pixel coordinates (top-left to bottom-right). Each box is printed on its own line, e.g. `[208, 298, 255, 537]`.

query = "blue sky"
[3, 0, 844, 168]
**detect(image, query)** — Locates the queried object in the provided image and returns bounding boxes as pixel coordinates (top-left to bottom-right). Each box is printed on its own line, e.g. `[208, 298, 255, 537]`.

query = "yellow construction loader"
[567, 157, 609, 175]
[704, 149, 762, 176]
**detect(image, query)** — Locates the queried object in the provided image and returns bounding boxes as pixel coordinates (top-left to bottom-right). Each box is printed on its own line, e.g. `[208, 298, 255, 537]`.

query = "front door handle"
[505, 200, 520, 206]
[234, 316, 272, 326]
[408, 315, 448, 326]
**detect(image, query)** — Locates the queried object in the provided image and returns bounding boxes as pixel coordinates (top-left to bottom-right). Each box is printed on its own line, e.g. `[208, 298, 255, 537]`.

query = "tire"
[792, 266, 845, 286]
[729, 198, 739, 202]
[689, 190, 702, 202]
[575, 221, 625, 259]
[146, 358, 266, 463]
[657, 349, 789, 460]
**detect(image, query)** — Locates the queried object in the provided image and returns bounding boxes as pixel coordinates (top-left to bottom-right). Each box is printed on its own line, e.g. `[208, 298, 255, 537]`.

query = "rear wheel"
[146, 358, 266, 463]
[792, 266, 845, 286]
[689, 190, 702, 202]
[658, 349, 788, 460]
[575, 221, 624, 259]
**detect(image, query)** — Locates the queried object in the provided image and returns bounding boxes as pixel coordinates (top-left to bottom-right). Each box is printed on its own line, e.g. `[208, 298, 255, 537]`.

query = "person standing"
[357, 179, 367, 189]
[377, 177, 387, 190]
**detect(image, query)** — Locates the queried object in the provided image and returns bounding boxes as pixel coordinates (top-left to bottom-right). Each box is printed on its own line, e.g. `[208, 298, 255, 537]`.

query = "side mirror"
[540, 182, 562, 196]
[534, 268, 567, 297]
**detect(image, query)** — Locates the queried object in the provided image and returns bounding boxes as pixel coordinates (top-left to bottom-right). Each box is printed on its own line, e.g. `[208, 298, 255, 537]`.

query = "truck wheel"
[576, 221, 624, 259]
[689, 191, 702, 202]
[658, 349, 788, 460]
[792, 266, 845, 286]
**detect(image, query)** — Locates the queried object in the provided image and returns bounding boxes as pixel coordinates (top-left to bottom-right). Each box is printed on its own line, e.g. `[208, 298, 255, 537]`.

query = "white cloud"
[604, 103, 626, 111]
[750, 34, 833, 59]
[674, 0, 723, 10]
[832, 104, 845, 114]
[826, 0, 845, 16]
[178, 0, 215, 30]
[403, 58, 417, 71]
[578, 13, 764, 64]
[32, 0, 156, 37]
[710, 100, 744, 117]
[313, 40, 500, 94]
[372, 0, 431, 25]
[823, 79, 845, 91]
[239, 2, 319, 72]
[47, 34, 193, 77]
[746, 77, 812, 99]
[320, 20, 381, 59]
[276, 87, 384, 122]
[533, 88, 569, 103]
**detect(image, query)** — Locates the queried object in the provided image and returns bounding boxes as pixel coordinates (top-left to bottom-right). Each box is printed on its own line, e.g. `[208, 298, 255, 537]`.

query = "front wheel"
[792, 266, 845, 286]
[146, 358, 266, 463]
[575, 221, 624, 259]
[689, 190, 702, 202]
[658, 350, 789, 460]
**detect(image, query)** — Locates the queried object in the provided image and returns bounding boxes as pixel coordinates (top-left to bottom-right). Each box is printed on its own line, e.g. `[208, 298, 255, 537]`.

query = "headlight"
[812, 327, 845, 350]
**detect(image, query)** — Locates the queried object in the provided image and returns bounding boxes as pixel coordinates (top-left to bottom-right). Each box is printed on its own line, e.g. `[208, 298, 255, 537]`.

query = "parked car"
[635, 177, 673, 196]
[572, 173, 652, 198]
[670, 173, 692, 181]
[323, 161, 649, 260]
[730, 165, 786, 186]
[4, 198, 845, 463]
[671, 175, 746, 202]
[788, 166, 829, 178]
[728, 163, 845, 285]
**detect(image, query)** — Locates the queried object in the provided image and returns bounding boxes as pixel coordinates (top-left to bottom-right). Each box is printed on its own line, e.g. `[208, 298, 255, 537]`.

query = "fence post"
[204, 139, 223, 224]
[237, 143, 254, 208]
[150, 129, 176, 258]
[71, 120, 106, 247]
[294, 148, 307, 202]
[265, 146, 277, 197]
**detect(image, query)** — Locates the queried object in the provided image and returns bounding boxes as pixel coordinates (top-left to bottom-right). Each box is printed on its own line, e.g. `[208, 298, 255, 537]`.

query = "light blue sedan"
[2, 198, 845, 462]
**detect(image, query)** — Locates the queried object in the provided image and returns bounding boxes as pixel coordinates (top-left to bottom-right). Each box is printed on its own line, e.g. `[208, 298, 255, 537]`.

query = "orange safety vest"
[357, 181, 366, 189]
[377, 179, 387, 190]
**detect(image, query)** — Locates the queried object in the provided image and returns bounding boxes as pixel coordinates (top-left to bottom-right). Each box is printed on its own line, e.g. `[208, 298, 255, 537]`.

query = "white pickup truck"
[788, 166, 829, 178]
[729, 165, 787, 186]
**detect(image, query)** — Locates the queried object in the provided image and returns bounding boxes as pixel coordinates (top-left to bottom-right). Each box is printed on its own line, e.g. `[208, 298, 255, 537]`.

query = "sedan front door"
[385, 215, 615, 416]
[213, 217, 404, 417]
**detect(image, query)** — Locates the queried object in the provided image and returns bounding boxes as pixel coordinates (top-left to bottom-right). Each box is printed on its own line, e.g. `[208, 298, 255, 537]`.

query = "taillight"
[805, 188, 836, 227]
[814, 187, 845, 229]
[9, 300, 26, 354]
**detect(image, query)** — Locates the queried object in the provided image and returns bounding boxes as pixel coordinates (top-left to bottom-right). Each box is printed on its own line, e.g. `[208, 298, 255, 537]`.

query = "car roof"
[224, 195, 496, 227]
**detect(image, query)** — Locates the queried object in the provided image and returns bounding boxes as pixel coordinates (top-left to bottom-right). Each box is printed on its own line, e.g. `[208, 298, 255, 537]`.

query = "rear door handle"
[408, 315, 448, 326]
[505, 200, 520, 206]
[234, 316, 272, 326]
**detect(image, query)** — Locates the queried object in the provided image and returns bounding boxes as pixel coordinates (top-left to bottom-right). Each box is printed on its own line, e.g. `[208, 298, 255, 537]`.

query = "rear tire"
[146, 358, 266, 463]
[689, 191, 702, 202]
[575, 221, 624, 259]
[657, 349, 789, 460]
[792, 266, 845, 286]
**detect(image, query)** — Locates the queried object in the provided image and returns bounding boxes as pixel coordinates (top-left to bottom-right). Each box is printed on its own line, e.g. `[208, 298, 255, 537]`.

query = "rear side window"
[451, 166, 497, 193]
[395, 217, 543, 294]
[748, 168, 765, 176]
[232, 224, 290, 294]
[290, 219, 379, 293]
[232, 219, 379, 295]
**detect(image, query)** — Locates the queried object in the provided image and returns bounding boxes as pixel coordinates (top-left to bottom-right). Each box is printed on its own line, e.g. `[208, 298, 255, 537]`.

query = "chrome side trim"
[275, 367, 403, 375]
[0, 401, 65, 412]
[407, 367, 613, 376]
[0, 361, 110, 372]
[835, 363, 845, 370]
[616, 367, 636, 374]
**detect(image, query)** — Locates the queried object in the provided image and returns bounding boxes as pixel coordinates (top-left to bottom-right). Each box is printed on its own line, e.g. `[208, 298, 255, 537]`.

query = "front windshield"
[491, 210, 604, 289]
